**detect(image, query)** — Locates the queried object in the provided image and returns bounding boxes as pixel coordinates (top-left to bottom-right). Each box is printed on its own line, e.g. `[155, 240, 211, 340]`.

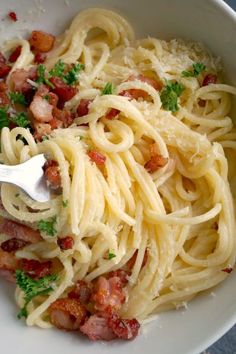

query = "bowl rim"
[212, 0, 236, 21]
[195, 4, 236, 352]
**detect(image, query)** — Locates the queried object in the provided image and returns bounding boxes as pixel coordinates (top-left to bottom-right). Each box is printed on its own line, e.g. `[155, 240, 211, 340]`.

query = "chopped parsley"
[108, 252, 116, 260]
[39, 60, 84, 86]
[101, 82, 114, 95]
[49, 59, 65, 78]
[62, 200, 68, 208]
[15, 193, 20, 198]
[9, 92, 27, 106]
[63, 63, 85, 85]
[36, 64, 54, 89]
[160, 81, 185, 112]
[0, 108, 30, 129]
[11, 112, 30, 128]
[42, 135, 49, 141]
[16, 270, 57, 319]
[0, 107, 10, 129]
[36, 64, 46, 84]
[43, 95, 50, 101]
[37, 216, 57, 236]
[182, 62, 206, 78]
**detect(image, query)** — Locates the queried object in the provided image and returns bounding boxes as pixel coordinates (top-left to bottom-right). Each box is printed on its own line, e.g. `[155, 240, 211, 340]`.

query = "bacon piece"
[88, 151, 106, 166]
[52, 107, 73, 128]
[107, 313, 140, 340]
[129, 74, 161, 90]
[144, 154, 168, 173]
[77, 99, 92, 117]
[49, 118, 63, 130]
[11, 67, 37, 94]
[122, 74, 162, 100]
[0, 219, 41, 244]
[35, 92, 64, 131]
[105, 76, 160, 119]
[48, 118, 62, 130]
[29, 85, 53, 123]
[0, 54, 10, 83]
[107, 269, 129, 286]
[33, 122, 52, 141]
[126, 249, 148, 271]
[29, 31, 55, 53]
[0, 64, 11, 79]
[80, 314, 117, 341]
[1, 238, 28, 252]
[202, 74, 217, 86]
[21, 259, 52, 279]
[0, 249, 18, 271]
[30, 95, 53, 122]
[49, 298, 87, 330]
[0, 52, 6, 64]
[0, 82, 10, 107]
[118, 90, 132, 99]
[43, 159, 61, 190]
[92, 276, 125, 312]
[0, 238, 17, 282]
[9, 46, 21, 63]
[222, 267, 233, 274]
[36, 84, 50, 97]
[34, 52, 47, 64]
[50, 77, 77, 106]
[106, 108, 120, 120]
[8, 11, 17, 22]
[68, 280, 93, 303]
[9, 122, 17, 130]
[57, 236, 74, 250]
[48, 92, 58, 107]
[105, 91, 132, 120]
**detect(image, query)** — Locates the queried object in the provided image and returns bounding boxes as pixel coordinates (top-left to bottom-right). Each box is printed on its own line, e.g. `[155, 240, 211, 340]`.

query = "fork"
[0, 154, 50, 203]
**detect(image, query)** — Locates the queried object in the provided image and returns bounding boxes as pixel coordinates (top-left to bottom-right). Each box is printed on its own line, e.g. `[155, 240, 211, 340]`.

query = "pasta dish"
[0, 8, 235, 341]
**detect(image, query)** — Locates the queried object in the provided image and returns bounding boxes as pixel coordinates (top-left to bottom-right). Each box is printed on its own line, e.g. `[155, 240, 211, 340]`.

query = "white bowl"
[0, 1, 236, 353]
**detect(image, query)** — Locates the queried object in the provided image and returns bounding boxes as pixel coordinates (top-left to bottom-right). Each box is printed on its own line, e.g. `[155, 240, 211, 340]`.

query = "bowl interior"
[0, 1, 236, 354]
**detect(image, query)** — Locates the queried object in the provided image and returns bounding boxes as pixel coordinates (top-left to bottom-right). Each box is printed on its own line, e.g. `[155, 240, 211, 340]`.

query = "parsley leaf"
[63, 63, 85, 85]
[49, 60, 65, 78]
[62, 200, 68, 208]
[0, 108, 30, 129]
[36, 64, 54, 89]
[37, 216, 57, 236]
[182, 62, 206, 78]
[18, 307, 28, 319]
[0, 107, 10, 129]
[9, 92, 27, 106]
[101, 82, 114, 95]
[38, 61, 84, 87]
[108, 252, 116, 260]
[16, 270, 57, 319]
[11, 112, 30, 128]
[36, 64, 46, 85]
[160, 81, 185, 112]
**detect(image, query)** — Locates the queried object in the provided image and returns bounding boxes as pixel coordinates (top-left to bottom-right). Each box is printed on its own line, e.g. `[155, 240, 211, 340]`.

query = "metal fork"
[0, 154, 50, 203]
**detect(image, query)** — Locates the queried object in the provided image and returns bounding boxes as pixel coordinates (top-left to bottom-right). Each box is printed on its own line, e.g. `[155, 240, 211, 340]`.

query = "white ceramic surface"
[0, 1, 236, 354]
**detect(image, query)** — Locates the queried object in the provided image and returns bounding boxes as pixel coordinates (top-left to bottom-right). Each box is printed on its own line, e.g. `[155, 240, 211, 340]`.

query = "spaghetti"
[0, 8, 235, 340]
